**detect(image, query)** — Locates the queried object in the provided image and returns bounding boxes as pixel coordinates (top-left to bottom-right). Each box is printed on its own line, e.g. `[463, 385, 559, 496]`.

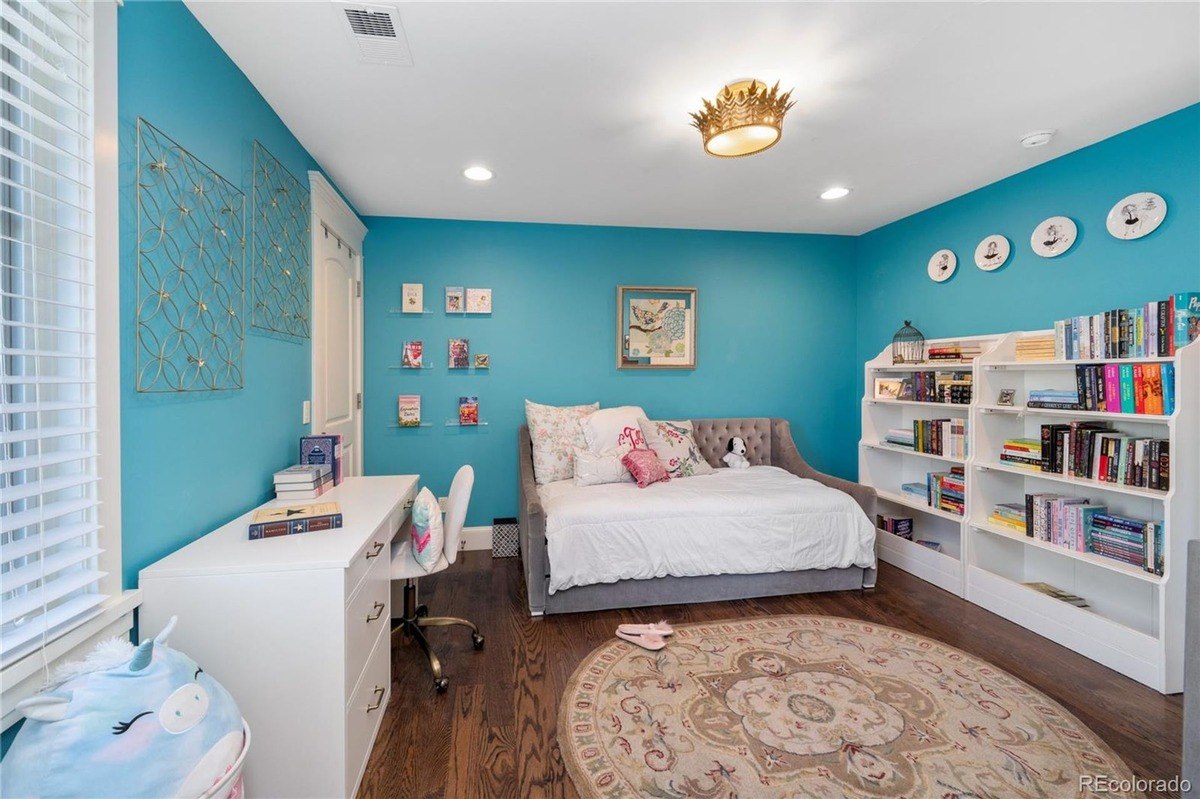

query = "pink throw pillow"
[621, 448, 670, 488]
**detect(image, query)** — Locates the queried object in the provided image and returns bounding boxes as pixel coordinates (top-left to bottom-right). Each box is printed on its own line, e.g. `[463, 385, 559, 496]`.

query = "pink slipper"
[616, 630, 666, 651]
[617, 620, 674, 637]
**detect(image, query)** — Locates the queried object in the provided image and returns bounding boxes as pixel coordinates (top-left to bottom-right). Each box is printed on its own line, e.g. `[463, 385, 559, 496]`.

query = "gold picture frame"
[616, 285, 697, 370]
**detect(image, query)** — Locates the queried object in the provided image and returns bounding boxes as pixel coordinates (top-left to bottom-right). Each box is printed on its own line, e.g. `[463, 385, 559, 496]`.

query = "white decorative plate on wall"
[974, 234, 1011, 271]
[1106, 192, 1166, 240]
[1030, 216, 1077, 258]
[927, 249, 957, 282]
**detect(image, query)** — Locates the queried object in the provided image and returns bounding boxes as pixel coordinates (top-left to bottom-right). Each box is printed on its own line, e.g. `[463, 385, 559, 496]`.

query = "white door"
[310, 173, 365, 476]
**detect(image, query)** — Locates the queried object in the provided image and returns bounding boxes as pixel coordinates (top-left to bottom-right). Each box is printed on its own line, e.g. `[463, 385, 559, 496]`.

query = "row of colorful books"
[396, 395, 480, 425]
[876, 514, 913, 539]
[1004, 423, 1171, 491]
[883, 419, 967, 458]
[1051, 292, 1198, 361]
[996, 495, 1163, 576]
[403, 339, 491, 370]
[901, 467, 965, 516]
[878, 371, 973, 404]
[1025, 362, 1175, 415]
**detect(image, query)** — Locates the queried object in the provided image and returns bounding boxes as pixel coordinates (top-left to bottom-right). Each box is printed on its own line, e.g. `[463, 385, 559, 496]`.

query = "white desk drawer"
[345, 629, 390, 798]
[345, 520, 393, 598]
[345, 551, 390, 697]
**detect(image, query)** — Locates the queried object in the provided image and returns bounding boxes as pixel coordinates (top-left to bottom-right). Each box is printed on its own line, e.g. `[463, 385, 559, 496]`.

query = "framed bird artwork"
[616, 286, 697, 370]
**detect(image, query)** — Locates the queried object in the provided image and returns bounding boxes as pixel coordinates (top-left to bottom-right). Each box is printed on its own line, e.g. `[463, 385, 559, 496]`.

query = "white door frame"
[309, 171, 366, 475]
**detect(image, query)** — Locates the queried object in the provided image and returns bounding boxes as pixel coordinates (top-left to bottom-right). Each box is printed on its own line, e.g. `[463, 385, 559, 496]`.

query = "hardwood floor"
[358, 552, 1184, 798]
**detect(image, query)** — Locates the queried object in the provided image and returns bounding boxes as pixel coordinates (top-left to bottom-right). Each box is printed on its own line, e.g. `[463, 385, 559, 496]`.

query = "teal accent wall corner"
[856, 104, 1200, 400]
[117, 0, 347, 587]
[362, 219, 859, 528]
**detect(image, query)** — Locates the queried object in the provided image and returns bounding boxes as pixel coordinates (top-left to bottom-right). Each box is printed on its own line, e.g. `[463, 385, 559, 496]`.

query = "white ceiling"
[185, 1, 1200, 235]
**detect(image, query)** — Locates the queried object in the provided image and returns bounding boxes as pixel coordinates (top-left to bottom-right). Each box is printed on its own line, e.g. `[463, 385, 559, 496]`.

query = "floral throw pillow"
[525, 400, 600, 484]
[638, 419, 715, 479]
[621, 448, 670, 488]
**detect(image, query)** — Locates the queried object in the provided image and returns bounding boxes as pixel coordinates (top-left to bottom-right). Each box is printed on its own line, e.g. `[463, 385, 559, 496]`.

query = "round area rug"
[559, 616, 1140, 798]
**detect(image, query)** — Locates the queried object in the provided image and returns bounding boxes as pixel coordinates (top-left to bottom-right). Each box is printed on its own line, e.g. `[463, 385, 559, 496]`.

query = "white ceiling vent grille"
[334, 2, 413, 66]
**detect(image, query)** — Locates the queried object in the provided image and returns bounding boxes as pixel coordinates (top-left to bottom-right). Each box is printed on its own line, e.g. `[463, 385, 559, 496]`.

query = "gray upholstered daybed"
[518, 417, 877, 616]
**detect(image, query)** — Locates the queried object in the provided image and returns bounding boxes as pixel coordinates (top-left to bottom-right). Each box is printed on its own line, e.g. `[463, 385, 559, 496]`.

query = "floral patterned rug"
[559, 616, 1140, 798]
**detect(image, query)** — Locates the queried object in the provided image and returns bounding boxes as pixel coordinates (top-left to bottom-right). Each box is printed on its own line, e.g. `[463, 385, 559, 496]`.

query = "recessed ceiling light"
[462, 165, 493, 181]
[1020, 130, 1056, 148]
[820, 186, 851, 200]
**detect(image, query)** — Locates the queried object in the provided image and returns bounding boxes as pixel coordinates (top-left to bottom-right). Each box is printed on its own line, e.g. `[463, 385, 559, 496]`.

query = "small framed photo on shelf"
[397, 394, 422, 426]
[402, 283, 424, 313]
[458, 396, 479, 426]
[402, 340, 423, 368]
[474, 353, 490, 369]
[445, 286, 464, 313]
[448, 338, 470, 368]
[898, 378, 914, 400]
[617, 285, 697, 369]
[997, 388, 1016, 406]
[874, 378, 905, 400]
[465, 288, 492, 314]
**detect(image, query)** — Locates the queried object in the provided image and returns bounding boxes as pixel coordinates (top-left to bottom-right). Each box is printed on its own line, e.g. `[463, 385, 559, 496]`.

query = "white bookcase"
[860, 334, 1002, 597]
[861, 332, 1198, 693]
[966, 332, 1197, 693]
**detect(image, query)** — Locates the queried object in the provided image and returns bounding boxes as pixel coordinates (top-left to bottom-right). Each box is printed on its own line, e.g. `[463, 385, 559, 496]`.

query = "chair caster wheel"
[434, 677, 449, 693]
[472, 633, 485, 650]
[416, 604, 429, 618]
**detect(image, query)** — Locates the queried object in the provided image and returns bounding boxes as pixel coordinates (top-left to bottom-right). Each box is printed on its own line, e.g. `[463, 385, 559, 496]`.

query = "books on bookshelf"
[248, 501, 344, 540]
[915, 540, 942, 552]
[876, 371, 972, 403]
[1015, 333, 1056, 362]
[273, 464, 332, 500]
[300, 434, 342, 486]
[1015, 495, 1163, 575]
[402, 340, 424, 368]
[929, 468, 965, 516]
[885, 419, 967, 458]
[988, 502, 1026, 532]
[1052, 291, 1198, 360]
[1024, 581, 1090, 608]
[458, 396, 479, 425]
[449, 338, 469, 369]
[398, 394, 421, 426]
[927, 344, 983, 362]
[1024, 362, 1175, 414]
[1010, 421, 1170, 490]
[876, 514, 913, 539]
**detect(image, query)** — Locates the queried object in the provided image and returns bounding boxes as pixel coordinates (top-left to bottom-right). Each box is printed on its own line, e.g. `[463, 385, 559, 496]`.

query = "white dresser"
[139, 475, 418, 799]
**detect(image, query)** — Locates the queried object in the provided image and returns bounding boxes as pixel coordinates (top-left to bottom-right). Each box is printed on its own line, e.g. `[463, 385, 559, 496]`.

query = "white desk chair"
[390, 465, 483, 692]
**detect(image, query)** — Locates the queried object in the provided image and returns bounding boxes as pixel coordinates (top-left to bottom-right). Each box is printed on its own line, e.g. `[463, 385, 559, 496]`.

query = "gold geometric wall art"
[135, 117, 246, 392]
[250, 141, 311, 339]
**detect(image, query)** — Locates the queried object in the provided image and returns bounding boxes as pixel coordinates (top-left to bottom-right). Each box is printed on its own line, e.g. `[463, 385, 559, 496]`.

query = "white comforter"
[539, 466, 876, 593]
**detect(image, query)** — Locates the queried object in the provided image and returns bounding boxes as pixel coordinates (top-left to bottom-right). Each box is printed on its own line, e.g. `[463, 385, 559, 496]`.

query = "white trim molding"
[308, 171, 366, 244]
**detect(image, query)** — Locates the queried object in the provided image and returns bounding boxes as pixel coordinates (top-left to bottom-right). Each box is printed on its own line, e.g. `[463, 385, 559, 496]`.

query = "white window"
[1, 0, 126, 679]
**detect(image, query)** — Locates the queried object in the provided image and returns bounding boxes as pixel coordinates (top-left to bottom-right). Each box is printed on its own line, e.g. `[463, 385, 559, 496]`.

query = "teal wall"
[362, 219, 860, 527]
[118, 0, 343, 586]
[856, 104, 1200, 396]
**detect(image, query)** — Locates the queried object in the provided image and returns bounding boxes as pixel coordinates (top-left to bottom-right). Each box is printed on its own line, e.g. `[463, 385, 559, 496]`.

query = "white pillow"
[410, 487, 445, 573]
[572, 446, 634, 486]
[525, 399, 599, 484]
[581, 406, 648, 454]
[639, 419, 715, 479]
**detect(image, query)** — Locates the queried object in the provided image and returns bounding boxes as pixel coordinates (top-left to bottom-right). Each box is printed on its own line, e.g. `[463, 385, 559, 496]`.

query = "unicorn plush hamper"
[1, 617, 248, 799]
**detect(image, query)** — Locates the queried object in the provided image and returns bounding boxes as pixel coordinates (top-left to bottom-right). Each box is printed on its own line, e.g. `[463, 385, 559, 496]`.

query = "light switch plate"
[302, 400, 311, 425]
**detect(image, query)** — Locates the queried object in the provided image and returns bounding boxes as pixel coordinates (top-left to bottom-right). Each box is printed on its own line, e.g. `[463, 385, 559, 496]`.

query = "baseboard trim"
[460, 525, 493, 552]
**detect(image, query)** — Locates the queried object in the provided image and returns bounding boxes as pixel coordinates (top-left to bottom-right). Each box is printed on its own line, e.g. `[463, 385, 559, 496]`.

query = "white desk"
[139, 475, 418, 799]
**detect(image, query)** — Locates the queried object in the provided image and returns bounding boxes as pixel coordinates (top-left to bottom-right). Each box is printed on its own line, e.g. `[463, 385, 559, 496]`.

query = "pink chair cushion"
[621, 448, 670, 488]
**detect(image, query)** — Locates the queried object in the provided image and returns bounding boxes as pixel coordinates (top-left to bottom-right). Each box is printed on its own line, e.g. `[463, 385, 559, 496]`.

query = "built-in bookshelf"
[860, 334, 1001, 597]
[966, 331, 1197, 693]
[863, 330, 1198, 692]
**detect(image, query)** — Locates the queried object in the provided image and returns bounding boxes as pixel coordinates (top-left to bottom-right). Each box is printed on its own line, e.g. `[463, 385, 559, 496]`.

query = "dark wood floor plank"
[357, 552, 1184, 799]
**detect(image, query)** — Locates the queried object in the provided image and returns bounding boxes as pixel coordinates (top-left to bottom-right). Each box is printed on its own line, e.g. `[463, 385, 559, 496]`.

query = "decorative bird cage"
[891, 320, 925, 365]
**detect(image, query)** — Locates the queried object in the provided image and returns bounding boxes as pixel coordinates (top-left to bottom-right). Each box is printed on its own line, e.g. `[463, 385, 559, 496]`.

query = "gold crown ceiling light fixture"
[690, 79, 795, 158]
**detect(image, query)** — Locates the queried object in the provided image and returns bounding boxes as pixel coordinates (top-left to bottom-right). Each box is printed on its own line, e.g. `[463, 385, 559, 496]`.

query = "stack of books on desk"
[274, 464, 333, 500]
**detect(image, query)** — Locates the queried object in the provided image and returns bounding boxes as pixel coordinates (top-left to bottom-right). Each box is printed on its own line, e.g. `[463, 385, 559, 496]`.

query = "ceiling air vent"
[334, 2, 413, 66]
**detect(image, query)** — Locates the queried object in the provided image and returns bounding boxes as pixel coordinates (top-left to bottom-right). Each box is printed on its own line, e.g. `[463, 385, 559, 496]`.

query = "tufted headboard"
[690, 418, 773, 467]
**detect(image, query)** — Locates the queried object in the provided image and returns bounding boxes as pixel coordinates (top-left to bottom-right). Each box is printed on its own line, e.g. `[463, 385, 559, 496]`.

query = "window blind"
[1, 0, 105, 666]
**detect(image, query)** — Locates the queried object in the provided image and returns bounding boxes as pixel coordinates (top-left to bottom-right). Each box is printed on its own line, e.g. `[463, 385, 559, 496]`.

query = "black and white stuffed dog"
[722, 436, 750, 469]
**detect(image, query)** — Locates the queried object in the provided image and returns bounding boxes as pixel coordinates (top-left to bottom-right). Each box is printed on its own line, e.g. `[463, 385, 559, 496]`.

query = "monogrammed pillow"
[525, 400, 600, 484]
[581, 406, 648, 454]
